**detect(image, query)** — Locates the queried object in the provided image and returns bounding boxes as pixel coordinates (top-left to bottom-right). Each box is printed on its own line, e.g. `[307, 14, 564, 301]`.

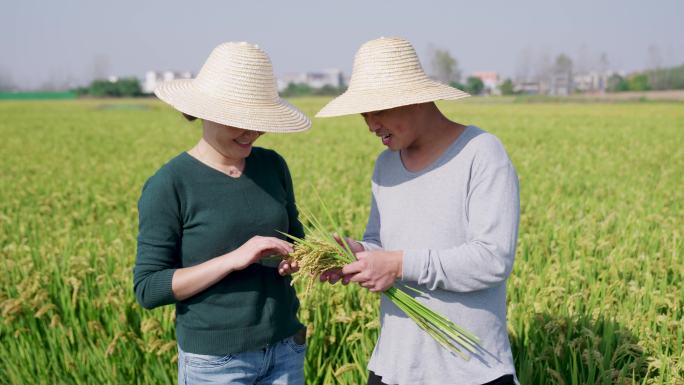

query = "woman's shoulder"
[251, 146, 282, 159]
[142, 153, 189, 192]
[250, 146, 289, 168]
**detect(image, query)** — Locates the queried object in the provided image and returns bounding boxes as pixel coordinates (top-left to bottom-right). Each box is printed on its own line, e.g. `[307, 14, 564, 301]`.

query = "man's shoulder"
[465, 127, 509, 162]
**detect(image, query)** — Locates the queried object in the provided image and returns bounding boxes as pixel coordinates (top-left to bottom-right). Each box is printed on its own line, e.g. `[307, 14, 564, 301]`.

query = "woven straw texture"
[155, 42, 311, 133]
[316, 37, 469, 117]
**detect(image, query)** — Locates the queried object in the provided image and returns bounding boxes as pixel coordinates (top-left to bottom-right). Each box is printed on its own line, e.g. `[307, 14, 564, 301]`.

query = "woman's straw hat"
[316, 37, 470, 118]
[155, 42, 311, 133]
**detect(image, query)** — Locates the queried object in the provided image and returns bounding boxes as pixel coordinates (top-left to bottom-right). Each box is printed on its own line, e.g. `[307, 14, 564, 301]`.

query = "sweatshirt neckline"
[398, 125, 475, 176]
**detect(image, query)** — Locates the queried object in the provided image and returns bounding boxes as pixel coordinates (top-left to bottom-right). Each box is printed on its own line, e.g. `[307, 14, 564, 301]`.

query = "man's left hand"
[341, 250, 403, 292]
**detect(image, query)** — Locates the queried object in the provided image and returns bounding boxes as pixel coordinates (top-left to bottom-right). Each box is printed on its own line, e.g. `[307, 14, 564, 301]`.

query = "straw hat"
[316, 37, 470, 117]
[155, 42, 311, 133]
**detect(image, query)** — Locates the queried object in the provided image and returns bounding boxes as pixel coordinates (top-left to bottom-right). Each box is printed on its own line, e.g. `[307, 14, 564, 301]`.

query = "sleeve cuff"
[401, 249, 428, 283]
[144, 269, 177, 308]
[358, 241, 382, 251]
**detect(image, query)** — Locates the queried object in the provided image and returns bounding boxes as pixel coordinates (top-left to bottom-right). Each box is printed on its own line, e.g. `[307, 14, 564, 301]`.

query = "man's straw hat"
[155, 42, 311, 133]
[316, 37, 470, 118]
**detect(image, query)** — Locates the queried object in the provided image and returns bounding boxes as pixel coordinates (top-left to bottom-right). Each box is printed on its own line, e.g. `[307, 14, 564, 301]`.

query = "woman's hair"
[182, 113, 198, 122]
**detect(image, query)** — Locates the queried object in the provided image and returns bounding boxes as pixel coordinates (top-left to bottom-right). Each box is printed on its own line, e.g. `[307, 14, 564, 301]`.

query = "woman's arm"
[133, 172, 182, 309]
[171, 235, 293, 301]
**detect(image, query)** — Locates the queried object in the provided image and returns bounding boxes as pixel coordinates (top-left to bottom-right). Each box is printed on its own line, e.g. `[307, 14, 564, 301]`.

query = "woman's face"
[202, 120, 264, 160]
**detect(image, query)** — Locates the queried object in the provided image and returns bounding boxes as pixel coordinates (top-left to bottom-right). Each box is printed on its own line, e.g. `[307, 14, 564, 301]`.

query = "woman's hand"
[229, 236, 294, 272]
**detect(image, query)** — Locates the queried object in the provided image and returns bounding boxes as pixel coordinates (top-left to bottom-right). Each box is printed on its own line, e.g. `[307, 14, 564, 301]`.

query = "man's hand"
[333, 233, 364, 254]
[340, 250, 403, 292]
[319, 235, 365, 284]
[278, 259, 299, 276]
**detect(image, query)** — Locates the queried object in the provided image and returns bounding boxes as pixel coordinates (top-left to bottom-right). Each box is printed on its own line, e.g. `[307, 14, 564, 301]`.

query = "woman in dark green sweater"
[133, 42, 311, 385]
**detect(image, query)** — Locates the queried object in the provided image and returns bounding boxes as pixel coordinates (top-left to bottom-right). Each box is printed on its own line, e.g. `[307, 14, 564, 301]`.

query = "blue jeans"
[178, 335, 306, 385]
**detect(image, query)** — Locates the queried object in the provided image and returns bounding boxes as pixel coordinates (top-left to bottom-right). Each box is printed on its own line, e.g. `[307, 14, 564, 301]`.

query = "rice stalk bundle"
[283, 199, 481, 360]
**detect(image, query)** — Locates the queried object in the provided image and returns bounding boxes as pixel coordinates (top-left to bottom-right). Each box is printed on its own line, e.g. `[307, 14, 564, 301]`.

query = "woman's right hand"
[228, 236, 294, 272]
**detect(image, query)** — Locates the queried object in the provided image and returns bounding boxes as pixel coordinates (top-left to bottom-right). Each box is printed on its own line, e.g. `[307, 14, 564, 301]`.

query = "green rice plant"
[284, 197, 481, 360]
[1, 98, 682, 384]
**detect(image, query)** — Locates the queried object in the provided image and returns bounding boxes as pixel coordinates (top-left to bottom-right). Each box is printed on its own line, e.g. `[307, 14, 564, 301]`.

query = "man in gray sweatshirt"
[316, 37, 520, 385]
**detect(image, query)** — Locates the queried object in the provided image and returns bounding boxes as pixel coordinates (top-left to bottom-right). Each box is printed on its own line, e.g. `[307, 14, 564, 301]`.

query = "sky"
[2, 0, 683, 90]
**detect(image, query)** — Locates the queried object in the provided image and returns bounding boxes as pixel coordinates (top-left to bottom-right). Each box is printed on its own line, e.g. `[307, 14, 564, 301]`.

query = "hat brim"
[316, 80, 470, 118]
[155, 79, 311, 133]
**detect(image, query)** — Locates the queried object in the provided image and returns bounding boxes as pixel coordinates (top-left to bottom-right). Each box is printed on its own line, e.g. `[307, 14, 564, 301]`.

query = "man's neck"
[401, 110, 466, 172]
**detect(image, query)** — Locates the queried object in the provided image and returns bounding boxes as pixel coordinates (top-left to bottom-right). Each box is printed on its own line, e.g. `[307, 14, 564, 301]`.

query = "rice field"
[0, 97, 682, 384]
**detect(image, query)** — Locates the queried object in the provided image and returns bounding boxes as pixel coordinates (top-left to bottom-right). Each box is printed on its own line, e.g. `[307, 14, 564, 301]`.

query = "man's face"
[361, 105, 418, 151]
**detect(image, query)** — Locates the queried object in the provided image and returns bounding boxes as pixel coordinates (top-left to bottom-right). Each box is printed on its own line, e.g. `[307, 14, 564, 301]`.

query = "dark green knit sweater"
[133, 148, 305, 355]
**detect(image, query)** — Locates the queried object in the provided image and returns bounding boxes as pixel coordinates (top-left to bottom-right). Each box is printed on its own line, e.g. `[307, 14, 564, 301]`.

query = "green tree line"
[608, 64, 684, 92]
[74, 78, 143, 97]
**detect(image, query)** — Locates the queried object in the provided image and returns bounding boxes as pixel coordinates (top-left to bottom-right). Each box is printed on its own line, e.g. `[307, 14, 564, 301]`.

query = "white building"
[514, 81, 542, 94]
[143, 70, 193, 94]
[573, 71, 614, 93]
[277, 69, 345, 91]
[472, 71, 501, 95]
[549, 73, 573, 96]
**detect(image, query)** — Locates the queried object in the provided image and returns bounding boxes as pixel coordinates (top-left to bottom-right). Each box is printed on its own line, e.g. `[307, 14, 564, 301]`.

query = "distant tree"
[83, 77, 142, 97]
[449, 81, 465, 91]
[638, 64, 684, 90]
[598, 52, 610, 73]
[281, 82, 312, 97]
[669, 64, 684, 89]
[499, 78, 516, 95]
[576, 44, 590, 74]
[646, 44, 667, 90]
[607, 74, 629, 92]
[313, 84, 345, 96]
[73, 86, 90, 96]
[431, 48, 461, 84]
[534, 49, 553, 84]
[116, 78, 142, 97]
[515, 47, 533, 81]
[88, 79, 118, 97]
[280, 82, 346, 98]
[463, 76, 484, 95]
[553, 54, 573, 75]
[628, 74, 650, 91]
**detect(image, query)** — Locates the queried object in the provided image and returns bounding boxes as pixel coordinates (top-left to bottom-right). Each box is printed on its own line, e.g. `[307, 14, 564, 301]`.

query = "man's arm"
[402, 160, 520, 292]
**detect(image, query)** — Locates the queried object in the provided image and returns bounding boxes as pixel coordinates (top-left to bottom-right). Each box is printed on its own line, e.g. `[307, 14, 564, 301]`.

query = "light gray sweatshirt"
[360, 126, 520, 385]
